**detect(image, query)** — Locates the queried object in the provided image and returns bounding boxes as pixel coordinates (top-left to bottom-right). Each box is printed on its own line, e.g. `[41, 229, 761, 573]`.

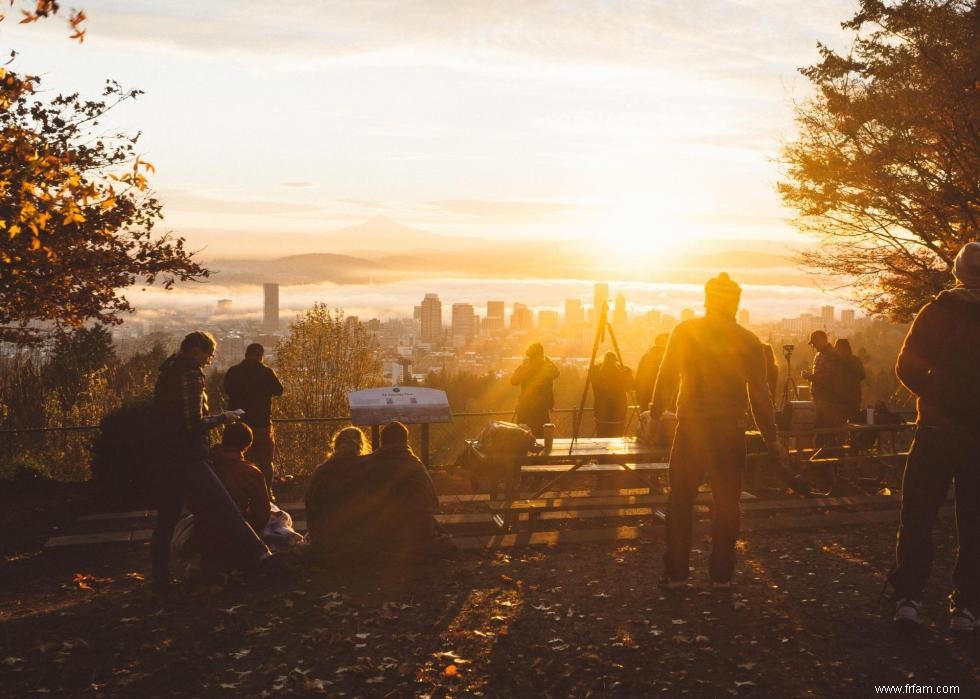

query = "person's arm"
[266, 367, 285, 397]
[650, 328, 682, 417]
[180, 370, 230, 434]
[896, 301, 948, 400]
[223, 366, 238, 402]
[510, 360, 531, 386]
[746, 344, 779, 444]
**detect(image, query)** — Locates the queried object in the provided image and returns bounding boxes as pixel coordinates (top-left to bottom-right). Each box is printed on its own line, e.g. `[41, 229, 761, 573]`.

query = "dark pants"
[151, 452, 270, 582]
[663, 419, 746, 583]
[889, 426, 980, 608]
[815, 401, 848, 449]
[245, 423, 276, 490]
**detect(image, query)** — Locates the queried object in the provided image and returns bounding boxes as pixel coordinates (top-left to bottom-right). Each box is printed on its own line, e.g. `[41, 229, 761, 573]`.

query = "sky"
[4, 0, 858, 263]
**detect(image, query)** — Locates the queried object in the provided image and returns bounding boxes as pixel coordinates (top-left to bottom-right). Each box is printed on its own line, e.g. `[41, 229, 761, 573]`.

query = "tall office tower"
[486, 300, 505, 321]
[821, 305, 835, 324]
[612, 292, 627, 325]
[451, 303, 476, 343]
[680, 308, 695, 322]
[263, 283, 280, 331]
[564, 298, 584, 327]
[511, 302, 533, 331]
[594, 282, 609, 314]
[420, 293, 443, 344]
[738, 308, 750, 326]
[646, 309, 662, 326]
[841, 309, 856, 325]
[538, 310, 559, 333]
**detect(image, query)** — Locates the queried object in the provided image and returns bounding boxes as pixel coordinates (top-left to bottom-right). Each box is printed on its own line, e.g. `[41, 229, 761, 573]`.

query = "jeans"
[151, 451, 270, 581]
[663, 418, 746, 583]
[889, 426, 980, 608]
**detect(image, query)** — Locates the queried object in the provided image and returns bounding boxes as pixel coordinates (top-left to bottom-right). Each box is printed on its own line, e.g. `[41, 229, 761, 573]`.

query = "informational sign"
[348, 387, 452, 425]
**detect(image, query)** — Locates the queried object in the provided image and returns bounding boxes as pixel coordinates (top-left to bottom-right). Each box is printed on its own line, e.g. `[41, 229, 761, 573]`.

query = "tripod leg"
[572, 300, 608, 454]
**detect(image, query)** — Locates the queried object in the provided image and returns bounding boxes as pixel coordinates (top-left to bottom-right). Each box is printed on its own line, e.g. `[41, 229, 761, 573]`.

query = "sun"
[588, 197, 690, 272]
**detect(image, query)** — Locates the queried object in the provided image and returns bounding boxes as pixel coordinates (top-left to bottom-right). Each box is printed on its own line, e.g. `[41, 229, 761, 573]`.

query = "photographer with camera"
[801, 330, 847, 447]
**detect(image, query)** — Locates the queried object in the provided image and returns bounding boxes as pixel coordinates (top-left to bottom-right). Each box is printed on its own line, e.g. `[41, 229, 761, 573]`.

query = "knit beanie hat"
[704, 272, 742, 301]
[952, 242, 980, 286]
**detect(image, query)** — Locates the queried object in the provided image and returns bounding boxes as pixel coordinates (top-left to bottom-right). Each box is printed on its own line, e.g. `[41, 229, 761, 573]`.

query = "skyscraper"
[511, 302, 533, 331]
[420, 293, 442, 344]
[263, 283, 279, 331]
[564, 298, 584, 327]
[821, 305, 835, 324]
[613, 292, 627, 325]
[841, 309, 856, 325]
[594, 282, 609, 315]
[451, 303, 476, 344]
[486, 300, 505, 321]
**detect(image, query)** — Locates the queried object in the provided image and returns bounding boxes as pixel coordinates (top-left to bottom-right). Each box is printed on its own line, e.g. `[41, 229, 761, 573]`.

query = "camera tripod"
[780, 344, 800, 410]
[568, 299, 639, 453]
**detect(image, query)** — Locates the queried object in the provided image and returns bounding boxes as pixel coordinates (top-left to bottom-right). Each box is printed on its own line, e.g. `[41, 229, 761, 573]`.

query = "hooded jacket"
[896, 287, 980, 430]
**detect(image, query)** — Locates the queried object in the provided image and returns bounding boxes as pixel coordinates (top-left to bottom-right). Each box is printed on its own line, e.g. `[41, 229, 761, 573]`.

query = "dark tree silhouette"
[780, 0, 980, 320]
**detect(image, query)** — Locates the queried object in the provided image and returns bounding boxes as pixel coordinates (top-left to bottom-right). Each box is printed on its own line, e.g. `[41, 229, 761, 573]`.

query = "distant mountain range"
[205, 216, 808, 287]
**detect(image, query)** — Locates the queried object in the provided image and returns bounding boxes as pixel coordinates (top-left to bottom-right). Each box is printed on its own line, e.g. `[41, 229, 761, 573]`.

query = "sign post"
[348, 387, 452, 467]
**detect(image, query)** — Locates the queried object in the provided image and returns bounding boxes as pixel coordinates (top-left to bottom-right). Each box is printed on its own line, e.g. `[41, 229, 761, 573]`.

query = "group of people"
[150, 336, 452, 591]
[148, 241, 980, 634]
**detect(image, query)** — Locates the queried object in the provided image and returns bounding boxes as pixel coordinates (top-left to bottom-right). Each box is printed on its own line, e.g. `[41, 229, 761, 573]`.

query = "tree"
[780, 0, 980, 320]
[43, 324, 115, 410]
[275, 305, 382, 472]
[1, 2, 208, 343]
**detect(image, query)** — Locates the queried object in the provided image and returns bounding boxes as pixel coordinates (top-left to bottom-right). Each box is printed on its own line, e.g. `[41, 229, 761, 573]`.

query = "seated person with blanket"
[305, 422, 455, 560]
[171, 424, 300, 580]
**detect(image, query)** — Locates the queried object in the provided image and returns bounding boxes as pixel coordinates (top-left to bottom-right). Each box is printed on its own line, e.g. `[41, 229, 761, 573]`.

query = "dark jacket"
[809, 347, 842, 404]
[837, 354, 866, 416]
[306, 446, 443, 557]
[896, 287, 980, 430]
[590, 362, 634, 425]
[154, 353, 226, 456]
[651, 313, 778, 442]
[210, 445, 271, 533]
[635, 345, 665, 412]
[510, 357, 559, 426]
[223, 360, 284, 428]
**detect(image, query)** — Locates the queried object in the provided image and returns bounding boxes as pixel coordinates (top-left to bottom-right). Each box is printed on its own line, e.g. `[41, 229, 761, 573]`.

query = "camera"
[782, 344, 794, 360]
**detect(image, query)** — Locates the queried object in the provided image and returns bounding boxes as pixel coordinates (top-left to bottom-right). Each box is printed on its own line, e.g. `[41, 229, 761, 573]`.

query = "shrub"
[89, 398, 159, 507]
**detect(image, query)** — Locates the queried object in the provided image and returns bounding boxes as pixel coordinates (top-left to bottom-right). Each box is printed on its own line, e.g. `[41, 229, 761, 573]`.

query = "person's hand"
[222, 410, 243, 423]
[801, 369, 813, 380]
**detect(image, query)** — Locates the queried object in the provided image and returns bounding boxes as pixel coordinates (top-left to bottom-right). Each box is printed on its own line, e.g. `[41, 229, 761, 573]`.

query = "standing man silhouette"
[652, 273, 784, 589]
[510, 342, 560, 437]
[224, 343, 284, 492]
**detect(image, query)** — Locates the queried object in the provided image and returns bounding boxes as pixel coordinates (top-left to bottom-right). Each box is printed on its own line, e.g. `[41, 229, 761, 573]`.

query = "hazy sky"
[5, 0, 858, 259]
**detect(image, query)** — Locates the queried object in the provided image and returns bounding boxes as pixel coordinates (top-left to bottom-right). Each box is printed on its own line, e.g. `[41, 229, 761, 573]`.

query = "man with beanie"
[651, 273, 785, 589]
[152, 331, 271, 591]
[889, 242, 980, 632]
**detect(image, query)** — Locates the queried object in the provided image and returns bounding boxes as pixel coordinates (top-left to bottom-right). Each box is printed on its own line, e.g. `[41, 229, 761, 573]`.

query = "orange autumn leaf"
[443, 665, 458, 677]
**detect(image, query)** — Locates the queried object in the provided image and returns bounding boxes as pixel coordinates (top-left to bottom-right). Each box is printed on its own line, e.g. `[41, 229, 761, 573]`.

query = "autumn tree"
[780, 0, 980, 320]
[0, 1, 208, 343]
[274, 305, 382, 472]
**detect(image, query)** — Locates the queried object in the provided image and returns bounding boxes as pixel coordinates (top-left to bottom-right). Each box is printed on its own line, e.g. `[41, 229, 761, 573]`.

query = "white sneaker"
[894, 598, 923, 625]
[710, 580, 732, 591]
[949, 605, 977, 634]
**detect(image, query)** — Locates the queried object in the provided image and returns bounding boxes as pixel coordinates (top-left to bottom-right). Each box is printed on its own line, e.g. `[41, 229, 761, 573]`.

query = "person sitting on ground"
[210, 422, 271, 535]
[209, 422, 302, 551]
[305, 426, 372, 552]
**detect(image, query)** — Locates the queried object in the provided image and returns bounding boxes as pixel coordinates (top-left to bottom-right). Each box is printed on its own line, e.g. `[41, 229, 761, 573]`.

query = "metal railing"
[0, 407, 603, 481]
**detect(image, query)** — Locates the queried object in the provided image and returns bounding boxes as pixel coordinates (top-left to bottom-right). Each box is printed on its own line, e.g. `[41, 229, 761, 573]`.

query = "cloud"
[280, 181, 317, 188]
[160, 189, 324, 216]
[74, 0, 855, 79]
[422, 199, 591, 222]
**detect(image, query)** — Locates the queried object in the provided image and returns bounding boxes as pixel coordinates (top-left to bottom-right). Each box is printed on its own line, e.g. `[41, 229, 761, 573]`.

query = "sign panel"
[348, 387, 452, 425]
